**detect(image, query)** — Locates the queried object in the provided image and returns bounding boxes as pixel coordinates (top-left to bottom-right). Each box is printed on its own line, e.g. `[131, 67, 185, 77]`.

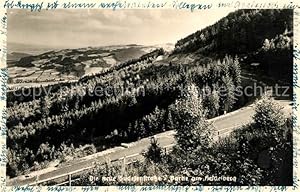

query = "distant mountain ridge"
[7, 52, 32, 62]
[7, 42, 61, 56]
[7, 44, 164, 84]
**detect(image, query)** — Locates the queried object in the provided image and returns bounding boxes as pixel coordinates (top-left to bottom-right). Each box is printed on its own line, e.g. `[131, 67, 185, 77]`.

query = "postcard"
[0, 0, 299, 191]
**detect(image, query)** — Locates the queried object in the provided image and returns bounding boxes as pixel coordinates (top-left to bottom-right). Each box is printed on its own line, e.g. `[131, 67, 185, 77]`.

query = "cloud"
[8, 9, 234, 48]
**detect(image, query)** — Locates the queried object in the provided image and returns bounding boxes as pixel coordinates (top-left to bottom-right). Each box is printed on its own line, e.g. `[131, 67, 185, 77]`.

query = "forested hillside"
[174, 9, 292, 55]
[173, 9, 293, 82]
[7, 51, 241, 177]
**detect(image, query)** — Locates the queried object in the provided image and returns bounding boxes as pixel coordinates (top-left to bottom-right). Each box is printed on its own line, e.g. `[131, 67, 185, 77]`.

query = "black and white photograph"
[6, 8, 293, 186]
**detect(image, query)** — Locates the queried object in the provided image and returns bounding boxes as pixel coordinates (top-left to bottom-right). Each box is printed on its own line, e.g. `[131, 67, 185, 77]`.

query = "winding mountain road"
[7, 96, 292, 186]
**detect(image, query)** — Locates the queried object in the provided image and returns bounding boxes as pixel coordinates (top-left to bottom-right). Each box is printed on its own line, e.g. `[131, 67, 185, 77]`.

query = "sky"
[8, 9, 234, 49]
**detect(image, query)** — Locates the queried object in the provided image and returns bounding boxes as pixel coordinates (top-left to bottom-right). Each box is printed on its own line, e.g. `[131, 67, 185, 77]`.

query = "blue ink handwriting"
[4, 0, 43, 12]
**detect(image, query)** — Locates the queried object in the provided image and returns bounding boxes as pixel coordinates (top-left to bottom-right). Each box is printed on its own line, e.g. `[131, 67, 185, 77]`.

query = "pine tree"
[262, 39, 271, 51]
[151, 106, 162, 132]
[74, 94, 80, 110]
[253, 96, 285, 132]
[202, 87, 220, 118]
[229, 56, 241, 86]
[144, 137, 163, 163]
[139, 120, 146, 138]
[165, 107, 174, 130]
[39, 91, 50, 118]
[127, 122, 133, 139]
[172, 83, 213, 154]
[128, 95, 137, 107]
[220, 75, 236, 113]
